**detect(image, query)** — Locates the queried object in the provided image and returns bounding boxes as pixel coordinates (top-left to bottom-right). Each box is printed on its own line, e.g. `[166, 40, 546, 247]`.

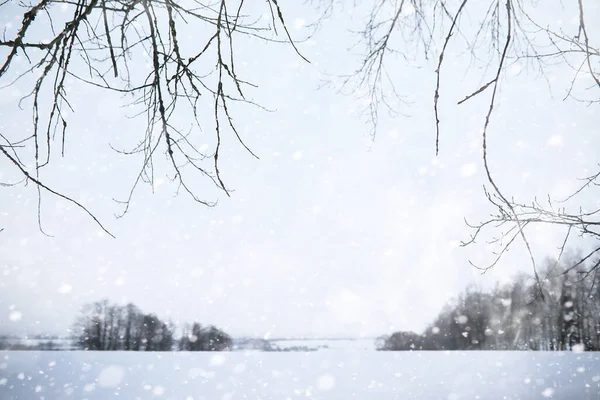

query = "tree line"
[74, 299, 231, 351]
[378, 255, 600, 351]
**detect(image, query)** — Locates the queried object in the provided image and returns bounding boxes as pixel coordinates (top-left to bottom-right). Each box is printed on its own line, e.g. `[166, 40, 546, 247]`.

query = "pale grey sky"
[0, 1, 598, 338]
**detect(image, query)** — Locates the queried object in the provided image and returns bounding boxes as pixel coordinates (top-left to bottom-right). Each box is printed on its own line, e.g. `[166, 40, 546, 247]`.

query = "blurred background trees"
[179, 322, 232, 351]
[379, 255, 600, 351]
[73, 299, 230, 351]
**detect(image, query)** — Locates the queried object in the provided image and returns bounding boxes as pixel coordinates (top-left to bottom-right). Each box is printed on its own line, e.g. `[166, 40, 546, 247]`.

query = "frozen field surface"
[1, 350, 600, 399]
[271, 338, 376, 351]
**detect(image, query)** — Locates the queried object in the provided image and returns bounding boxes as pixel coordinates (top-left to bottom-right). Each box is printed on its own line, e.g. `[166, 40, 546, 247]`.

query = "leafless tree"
[380, 257, 600, 351]
[2, 1, 599, 288]
[0, 0, 308, 236]
[319, 0, 599, 288]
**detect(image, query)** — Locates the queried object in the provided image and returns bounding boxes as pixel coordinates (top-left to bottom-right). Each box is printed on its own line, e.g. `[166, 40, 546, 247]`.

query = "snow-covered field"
[271, 338, 376, 351]
[1, 351, 600, 399]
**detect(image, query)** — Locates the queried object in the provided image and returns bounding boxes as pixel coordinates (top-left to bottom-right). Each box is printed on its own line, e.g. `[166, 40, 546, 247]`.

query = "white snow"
[209, 354, 226, 366]
[271, 338, 376, 351]
[0, 351, 599, 399]
[152, 385, 165, 396]
[57, 283, 72, 294]
[547, 135, 564, 147]
[573, 343, 585, 354]
[541, 387, 555, 397]
[97, 365, 125, 388]
[460, 163, 477, 177]
[316, 374, 336, 391]
[8, 310, 22, 321]
[509, 63, 522, 75]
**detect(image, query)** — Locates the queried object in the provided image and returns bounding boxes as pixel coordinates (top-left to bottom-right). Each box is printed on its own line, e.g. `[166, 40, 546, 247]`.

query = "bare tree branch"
[1, 142, 114, 237]
[434, 0, 468, 155]
[0, 0, 308, 235]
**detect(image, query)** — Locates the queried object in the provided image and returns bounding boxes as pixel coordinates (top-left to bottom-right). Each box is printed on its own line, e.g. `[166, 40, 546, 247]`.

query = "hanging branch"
[0, 0, 308, 235]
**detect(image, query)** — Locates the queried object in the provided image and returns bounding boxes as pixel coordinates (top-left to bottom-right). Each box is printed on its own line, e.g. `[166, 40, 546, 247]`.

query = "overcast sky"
[0, 1, 599, 338]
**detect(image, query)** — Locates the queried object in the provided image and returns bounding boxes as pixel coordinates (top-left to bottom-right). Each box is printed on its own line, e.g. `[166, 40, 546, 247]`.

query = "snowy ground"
[271, 338, 376, 351]
[1, 351, 600, 399]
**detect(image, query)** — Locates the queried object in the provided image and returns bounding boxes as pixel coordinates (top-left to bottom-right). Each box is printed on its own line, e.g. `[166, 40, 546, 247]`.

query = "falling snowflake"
[460, 163, 477, 177]
[9, 310, 22, 321]
[516, 140, 529, 149]
[572, 343, 585, 353]
[210, 354, 226, 366]
[316, 374, 336, 391]
[233, 364, 246, 374]
[97, 365, 125, 388]
[547, 135, 564, 147]
[58, 283, 72, 294]
[541, 388, 554, 398]
[152, 386, 165, 396]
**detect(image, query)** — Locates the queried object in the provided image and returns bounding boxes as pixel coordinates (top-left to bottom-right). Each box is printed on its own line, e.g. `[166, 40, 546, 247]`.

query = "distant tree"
[190, 322, 203, 351]
[203, 325, 232, 351]
[378, 331, 423, 351]
[138, 314, 175, 351]
[158, 322, 175, 351]
[74, 299, 181, 351]
[448, 286, 492, 350]
[380, 254, 600, 351]
[374, 335, 387, 351]
[140, 314, 159, 351]
[124, 303, 142, 351]
[178, 323, 191, 351]
[178, 322, 231, 351]
[74, 299, 109, 350]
